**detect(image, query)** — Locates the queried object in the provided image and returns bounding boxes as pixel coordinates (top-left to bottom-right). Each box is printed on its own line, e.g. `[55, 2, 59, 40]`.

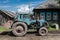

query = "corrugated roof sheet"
[34, 0, 59, 9]
[0, 10, 16, 18]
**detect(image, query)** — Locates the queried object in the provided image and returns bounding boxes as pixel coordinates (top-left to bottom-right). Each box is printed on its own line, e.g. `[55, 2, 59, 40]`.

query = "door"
[23, 14, 30, 25]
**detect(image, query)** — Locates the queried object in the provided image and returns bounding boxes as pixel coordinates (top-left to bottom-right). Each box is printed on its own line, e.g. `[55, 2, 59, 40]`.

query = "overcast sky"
[0, 0, 46, 13]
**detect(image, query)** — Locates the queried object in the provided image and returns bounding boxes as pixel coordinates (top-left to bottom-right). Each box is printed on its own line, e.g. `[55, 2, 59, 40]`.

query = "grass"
[0, 26, 9, 32]
[0, 26, 58, 32]
[48, 27, 56, 31]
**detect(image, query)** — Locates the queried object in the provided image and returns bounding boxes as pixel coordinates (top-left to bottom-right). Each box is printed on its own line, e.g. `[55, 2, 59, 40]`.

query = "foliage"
[0, 26, 8, 32]
[48, 27, 56, 31]
[58, 0, 60, 3]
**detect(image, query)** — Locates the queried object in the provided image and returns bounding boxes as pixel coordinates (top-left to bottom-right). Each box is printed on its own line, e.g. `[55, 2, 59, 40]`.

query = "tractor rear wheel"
[12, 22, 27, 37]
[38, 27, 48, 36]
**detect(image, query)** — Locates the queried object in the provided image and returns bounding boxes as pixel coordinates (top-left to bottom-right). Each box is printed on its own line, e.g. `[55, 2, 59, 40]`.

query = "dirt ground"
[0, 31, 60, 40]
[0, 35, 60, 40]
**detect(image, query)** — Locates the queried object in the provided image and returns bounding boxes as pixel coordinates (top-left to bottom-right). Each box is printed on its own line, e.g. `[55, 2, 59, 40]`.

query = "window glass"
[20, 14, 22, 19]
[53, 12, 58, 20]
[30, 14, 35, 20]
[46, 12, 51, 20]
[40, 12, 45, 19]
[23, 14, 29, 18]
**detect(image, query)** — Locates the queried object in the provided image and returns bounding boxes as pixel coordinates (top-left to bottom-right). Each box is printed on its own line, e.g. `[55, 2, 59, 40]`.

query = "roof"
[34, 0, 59, 9]
[0, 10, 16, 18]
[33, 8, 60, 12]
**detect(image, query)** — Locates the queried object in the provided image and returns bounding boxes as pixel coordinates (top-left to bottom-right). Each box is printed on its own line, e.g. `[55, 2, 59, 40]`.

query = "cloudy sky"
[0, 0, 46, 13]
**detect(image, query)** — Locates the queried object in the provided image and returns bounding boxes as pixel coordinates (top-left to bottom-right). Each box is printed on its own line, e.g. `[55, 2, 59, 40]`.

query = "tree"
[58, 0, 60, 3]
[58, 0, 60, 7]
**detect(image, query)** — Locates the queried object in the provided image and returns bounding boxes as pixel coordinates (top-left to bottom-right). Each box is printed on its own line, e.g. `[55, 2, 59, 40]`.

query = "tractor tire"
[12, 22, 27, 37]
[38, 27, 48, 36]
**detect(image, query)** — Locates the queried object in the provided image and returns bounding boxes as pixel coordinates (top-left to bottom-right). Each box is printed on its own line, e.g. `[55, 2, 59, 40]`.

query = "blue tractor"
[12, 13, 49, 37]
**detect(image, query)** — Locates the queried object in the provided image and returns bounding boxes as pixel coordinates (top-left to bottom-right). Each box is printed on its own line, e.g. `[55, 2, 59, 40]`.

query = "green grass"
[0, 26, 8, 32]
[0, 26, 58, 32]
[48, 27, 56, 31]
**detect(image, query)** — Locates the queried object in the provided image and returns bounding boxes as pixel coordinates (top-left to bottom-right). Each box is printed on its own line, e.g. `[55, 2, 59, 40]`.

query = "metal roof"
[0, 10, 16, 18]
[34, 0, 59, 9]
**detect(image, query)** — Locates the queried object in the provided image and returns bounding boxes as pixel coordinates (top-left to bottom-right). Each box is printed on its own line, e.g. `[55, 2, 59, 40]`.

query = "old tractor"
[11, 13, 49, 37]
[0, 10, 49, 37]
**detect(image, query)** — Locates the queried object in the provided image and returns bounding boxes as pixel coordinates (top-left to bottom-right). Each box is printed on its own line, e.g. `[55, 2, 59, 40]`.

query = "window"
[30, 14, 35, 20]
[23, 14, 29, 18]
[40, 12, 45, 19]
[53, 12, 58, 20]
[46, 12, 51, 20]
[20, 14, 22, 19]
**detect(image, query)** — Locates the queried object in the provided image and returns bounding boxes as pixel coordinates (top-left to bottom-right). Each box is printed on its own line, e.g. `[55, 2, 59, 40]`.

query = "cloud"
[11, 11, 16, 13]
[17, 4, 33, 13]
[17, 1, 45, 13]
[30, 0, 46, 6]
[3, 0, 9, 3]
[16, 0, 46, 14]
[0, 6, 11, 8]
[0, 0, 46, 13]
[0, 0, 9, 3]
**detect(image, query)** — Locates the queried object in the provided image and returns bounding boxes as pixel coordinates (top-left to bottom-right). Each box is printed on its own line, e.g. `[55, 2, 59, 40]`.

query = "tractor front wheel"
[38, 27, 48, 36]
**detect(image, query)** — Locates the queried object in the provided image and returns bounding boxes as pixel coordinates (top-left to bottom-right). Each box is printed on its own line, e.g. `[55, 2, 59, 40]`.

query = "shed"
[0, 10, 16, 26]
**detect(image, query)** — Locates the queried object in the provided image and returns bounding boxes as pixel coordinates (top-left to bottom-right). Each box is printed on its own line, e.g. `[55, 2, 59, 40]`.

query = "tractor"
[11, 13, 49, 37]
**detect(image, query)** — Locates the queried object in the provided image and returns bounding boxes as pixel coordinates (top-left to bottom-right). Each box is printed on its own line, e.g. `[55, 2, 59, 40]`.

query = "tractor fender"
[11, 21, 28, 28]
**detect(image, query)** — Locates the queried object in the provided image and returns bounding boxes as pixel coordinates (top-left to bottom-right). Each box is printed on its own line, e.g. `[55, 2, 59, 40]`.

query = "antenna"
[28, 0, 30, 14]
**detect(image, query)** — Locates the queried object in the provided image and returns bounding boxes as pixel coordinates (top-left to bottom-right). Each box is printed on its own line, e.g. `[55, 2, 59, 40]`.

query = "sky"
[0, 0, 46, 13]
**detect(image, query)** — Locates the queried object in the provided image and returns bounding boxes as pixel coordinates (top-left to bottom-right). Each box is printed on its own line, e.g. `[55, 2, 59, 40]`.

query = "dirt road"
[0, 31, 60, 40]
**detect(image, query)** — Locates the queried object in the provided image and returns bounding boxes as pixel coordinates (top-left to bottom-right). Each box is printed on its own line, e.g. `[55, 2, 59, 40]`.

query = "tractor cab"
[16, 13, 47, 27]
[16, 13, 36, 25]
